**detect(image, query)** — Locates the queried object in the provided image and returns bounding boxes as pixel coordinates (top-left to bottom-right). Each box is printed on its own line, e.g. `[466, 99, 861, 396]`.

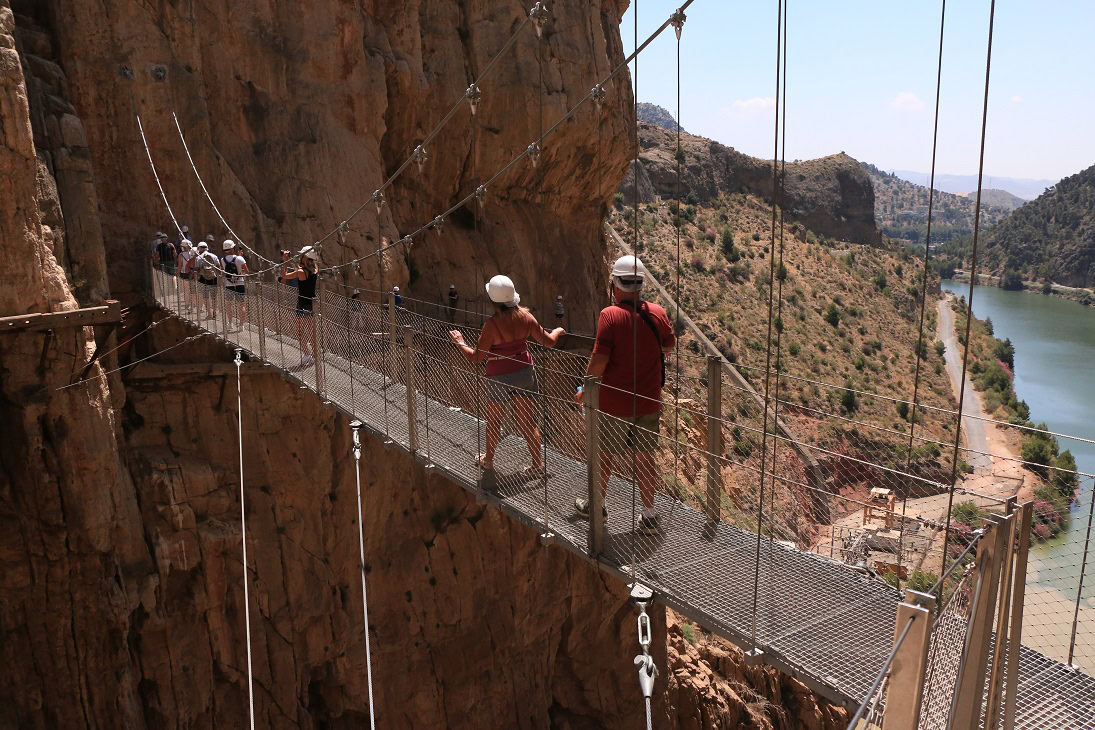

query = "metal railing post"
[219, 273, 229, 337]
[314, 277, 326, 396]
[388, 291, 398, 382]
[985, 497, 1018, 730]
[256, 281, 266, 362]
[950, 514, 1010, 730]
[706, 355, 723, 523]
[882, 589, 936, 730]
[404, 325, 418, 453]
[584, 376, 604, 556]
[1002, 501, 1033, 730]
[1069, 481, 1095, 666]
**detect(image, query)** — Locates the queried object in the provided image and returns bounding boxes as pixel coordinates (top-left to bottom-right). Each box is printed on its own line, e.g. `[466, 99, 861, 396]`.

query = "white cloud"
[1010, 95, 1023, 103]
[890, 91, 925, 112]
[719, 96, 776, 119]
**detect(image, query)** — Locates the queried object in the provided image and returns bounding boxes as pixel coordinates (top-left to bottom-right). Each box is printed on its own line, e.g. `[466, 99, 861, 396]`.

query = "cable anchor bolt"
[670, 8, 687, 40]
[412, 144, 428, 174]
[529, 2, 549, 38]
[372, 189, 386, 214]
[431, 215, 444, 236]
[351, 420, 362, 460]
[526, 142, 541, 168]
[234, 348, 243, 367]
[591, 84, 606, 112]
[465, 84, 481, 116]
[474, 185, 487, 208]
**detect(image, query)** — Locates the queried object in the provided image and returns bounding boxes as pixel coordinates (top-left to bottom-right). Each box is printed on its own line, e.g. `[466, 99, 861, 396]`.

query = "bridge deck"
[150, 279, 1095, 727]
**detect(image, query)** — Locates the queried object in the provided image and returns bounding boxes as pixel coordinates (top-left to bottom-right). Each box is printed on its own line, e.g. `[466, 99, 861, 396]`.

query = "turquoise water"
[941, 280, 1094, 664]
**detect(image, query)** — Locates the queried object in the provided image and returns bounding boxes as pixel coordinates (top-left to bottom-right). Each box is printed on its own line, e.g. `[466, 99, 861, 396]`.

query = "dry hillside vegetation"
[610, 141, 966, 533]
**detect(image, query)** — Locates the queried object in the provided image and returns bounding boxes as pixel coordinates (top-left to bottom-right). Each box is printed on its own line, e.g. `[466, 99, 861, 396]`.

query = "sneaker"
[638, 513, 661, 536]
[574, 497, 608, 519]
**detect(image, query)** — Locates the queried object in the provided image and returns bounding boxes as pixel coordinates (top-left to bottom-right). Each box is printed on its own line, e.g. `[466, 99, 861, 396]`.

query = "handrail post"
[404, 325, 418, 453]
[1070, 480, 1095, 665]
[1002, 501, 1032, 730]
[219, 273, 229, 337]
[314, 277, 326, 396]
[388, 291, 398, 382]
[705, 355, 723, 523]
[951, 514, 1010, 730]
[985, 498, 1018, 730]
[584, 376, 604, 556]
[882, 589, 935, 730]
[256, 281, 266, 362]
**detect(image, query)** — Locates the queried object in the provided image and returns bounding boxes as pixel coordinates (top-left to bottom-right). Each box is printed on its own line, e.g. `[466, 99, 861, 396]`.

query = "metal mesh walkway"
[149, 272, 1095, 726]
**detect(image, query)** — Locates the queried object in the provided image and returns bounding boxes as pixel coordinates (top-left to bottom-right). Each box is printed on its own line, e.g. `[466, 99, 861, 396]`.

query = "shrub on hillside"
[824, 303, 841, 327]
[934, 340, 945, 357]
[873, 272, 888, 290]
[1052, 450, 1079, 498]
[704, 228, 717, 243]
[993, 338, 1015, 369]
[840, 380, 858, 413]
[951, 500, 986, 527]
[1021, 425, 1058, 477]
[895, 401, 910, 420]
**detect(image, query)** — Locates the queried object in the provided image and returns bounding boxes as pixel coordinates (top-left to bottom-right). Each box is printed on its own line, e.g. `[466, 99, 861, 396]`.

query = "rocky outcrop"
[629, 122, 882, 246]
[666, 623, 847, 730]
[33, 0, 634, 321]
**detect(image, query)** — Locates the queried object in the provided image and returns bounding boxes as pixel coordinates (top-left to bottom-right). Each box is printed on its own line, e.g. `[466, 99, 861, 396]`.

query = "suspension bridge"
[116, 0, 1095, 727]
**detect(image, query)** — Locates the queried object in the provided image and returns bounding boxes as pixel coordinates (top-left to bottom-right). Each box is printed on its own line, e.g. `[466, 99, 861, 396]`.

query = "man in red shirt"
[575, 255, 675, 535]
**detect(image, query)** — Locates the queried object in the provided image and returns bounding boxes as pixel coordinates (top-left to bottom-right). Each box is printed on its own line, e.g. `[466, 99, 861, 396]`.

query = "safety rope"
[672, 4, 684, 529]
[751, 0, 783, 653]
[171, 112, 273, 267]
[629, 0, 640, 566]
[898, 0, 948, 588]
[536, 16, 551, 532]
[234, 349, 257, 730]
[55, 332, 210, 391]
[941, 0, 997, 580]
[65, 317, 160, 378]
[350, 422, 379, 729]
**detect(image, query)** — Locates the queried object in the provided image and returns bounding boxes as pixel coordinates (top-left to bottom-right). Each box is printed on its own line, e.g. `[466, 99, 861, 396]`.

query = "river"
[941, 280, 1094, 668]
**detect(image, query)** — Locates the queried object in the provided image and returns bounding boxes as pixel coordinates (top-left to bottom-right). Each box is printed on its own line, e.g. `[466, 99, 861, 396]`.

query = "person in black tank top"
[281, 247, 320, 364]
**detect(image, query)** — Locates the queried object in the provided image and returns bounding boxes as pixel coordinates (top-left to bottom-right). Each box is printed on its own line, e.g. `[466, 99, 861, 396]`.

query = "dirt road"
[936, 295, 993, 472]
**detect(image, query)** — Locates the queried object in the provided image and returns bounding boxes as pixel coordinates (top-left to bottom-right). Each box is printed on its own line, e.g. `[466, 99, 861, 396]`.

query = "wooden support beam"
[1, 300, 122, 333]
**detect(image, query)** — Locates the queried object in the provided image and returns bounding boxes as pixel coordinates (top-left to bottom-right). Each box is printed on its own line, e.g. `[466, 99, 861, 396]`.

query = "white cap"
[223, 239, 235, 251]
[299, 245, 318, 260]
[181, 241, 192, 250]
[393, 286, 400, 292]
[556, 295, 563, 300]
[485, 275, 520, 307]
[611, 255, 646, 292]
[352, 288, 360, 296]
[206, 234, 215, 242]
[449, 284, 456, 289]
[181, 225, 189, 233]
[197, 241, 208, 250]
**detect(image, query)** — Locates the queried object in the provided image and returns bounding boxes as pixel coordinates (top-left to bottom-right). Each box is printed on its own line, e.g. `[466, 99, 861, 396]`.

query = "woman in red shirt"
[450, 275, 564, 475]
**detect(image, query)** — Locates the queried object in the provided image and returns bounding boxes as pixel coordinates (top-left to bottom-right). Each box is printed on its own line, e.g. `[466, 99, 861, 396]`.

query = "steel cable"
[233, 350, 257, 730]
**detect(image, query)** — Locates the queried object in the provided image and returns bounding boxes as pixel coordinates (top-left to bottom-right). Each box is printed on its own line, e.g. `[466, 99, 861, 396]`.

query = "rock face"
[34, 0, 634, 322]
[629, 122, 881, 246]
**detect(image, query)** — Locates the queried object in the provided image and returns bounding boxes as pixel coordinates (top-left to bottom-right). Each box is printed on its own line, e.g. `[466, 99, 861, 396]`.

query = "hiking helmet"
[181, 241, 192, 251]
[197, 241, 208, 250]
[485, 275, 520, 307]
[611, 255, 646, 292]
[181, 225, 189, 233]
[205, 234, 215, 243]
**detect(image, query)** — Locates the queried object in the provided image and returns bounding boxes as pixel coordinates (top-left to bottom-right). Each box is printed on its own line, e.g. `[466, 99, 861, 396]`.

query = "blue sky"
[621, 1, 1094, 181]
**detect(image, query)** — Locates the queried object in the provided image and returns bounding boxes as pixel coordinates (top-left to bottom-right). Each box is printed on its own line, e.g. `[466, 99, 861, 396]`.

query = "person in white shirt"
[192, 241, 220, 320]
[177, 241, 195, 311]
[222, 240, 249, 330]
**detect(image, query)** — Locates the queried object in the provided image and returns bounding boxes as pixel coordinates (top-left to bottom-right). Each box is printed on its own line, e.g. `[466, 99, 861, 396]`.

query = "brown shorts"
[599, 410, 661, 454]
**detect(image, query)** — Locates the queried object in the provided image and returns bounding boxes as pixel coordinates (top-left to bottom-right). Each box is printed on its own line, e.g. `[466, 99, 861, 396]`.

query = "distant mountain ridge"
[636, 102, 687, 134]
[889, 170, 1055, 201]
[957, 188, 1026, 211]
[860, 162, 1012, 244]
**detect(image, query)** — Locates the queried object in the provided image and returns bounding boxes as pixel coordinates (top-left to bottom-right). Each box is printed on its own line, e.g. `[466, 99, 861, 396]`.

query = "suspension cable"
[54, 332, 210, 391]
[350, 422, 378, 730]
[941, 0, 997, 578]
[898, 0, 948, 588]
[630, 0, 640, 563]
[672, 8, 684, 528]
[234, 349, 257, 730]
[751, 0, 783, 654]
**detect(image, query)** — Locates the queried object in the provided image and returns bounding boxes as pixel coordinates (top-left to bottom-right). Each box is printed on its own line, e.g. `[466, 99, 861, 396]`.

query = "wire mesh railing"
[147, 266, 1095, 724]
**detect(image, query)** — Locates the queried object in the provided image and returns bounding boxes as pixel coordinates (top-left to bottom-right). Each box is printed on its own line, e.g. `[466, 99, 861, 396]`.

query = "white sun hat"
[299, 245, 318, 260]
[485, 274, 520, 306]
[611, 254, 646, 292]
[222, 239, 235, 251]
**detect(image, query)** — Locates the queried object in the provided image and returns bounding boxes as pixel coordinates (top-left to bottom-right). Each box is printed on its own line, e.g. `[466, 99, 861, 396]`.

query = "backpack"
[158, 240, 176, 265]
[197, 252, 217, 279]
[617, 300, 667, 387]
[223, 255, 239, 278]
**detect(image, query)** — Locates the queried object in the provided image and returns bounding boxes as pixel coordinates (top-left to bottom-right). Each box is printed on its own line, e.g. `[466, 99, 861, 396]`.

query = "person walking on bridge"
[575, 255, 674, 536]
[449, 275, 564, 478]
[282, 246, 319, 365]
[222, 240, 249, 331]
